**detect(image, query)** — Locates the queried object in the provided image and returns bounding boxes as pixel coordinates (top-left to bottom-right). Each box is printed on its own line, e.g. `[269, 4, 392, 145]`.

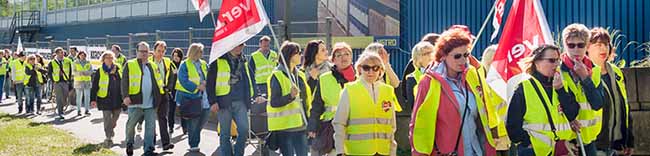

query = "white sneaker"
[188, 147, 200, 152]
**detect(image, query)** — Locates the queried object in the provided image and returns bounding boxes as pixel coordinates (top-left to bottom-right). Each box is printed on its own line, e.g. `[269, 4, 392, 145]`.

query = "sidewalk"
[0, 97, 271, 156]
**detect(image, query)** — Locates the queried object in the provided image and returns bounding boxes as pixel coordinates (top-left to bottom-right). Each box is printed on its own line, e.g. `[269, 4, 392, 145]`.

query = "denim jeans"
[581, 143, 598, 156]
[15, 83, 24, 112]
[125, 107, 157, 152]
[25, 85, 41, 112]
[187, 109, 210, 148]
[217, 101, 250, 156]
[75, 87, 90, 112]
[277, 130, 308, 156]
[516, 143, 535, 156]
[0, 75, 5, 100]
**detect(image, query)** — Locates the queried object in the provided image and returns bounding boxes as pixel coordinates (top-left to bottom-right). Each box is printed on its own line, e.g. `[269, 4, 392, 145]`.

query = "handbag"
[311, 120, 335, 153]
[179, 97, 202, 119]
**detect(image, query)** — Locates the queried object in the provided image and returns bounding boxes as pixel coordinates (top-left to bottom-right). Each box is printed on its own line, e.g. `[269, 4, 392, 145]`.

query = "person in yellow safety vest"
[587, 28, 635, 155]
[121, 42, 165, 156]
[247, 36, 277, 142]
[73, 51, 93, 116]
[267, 41, 312, 156]
[363, 43, 400, 88]
[175, 43, 210, 152]
[68, 47, 78, 61]
[559, 23, 606, 156]
[112, 44, 128, 66]
[23, 54, 45, 115]
[307, 42, 356, 155]
[9, 52, 25, 113]
[47, 48, 74, 120]
[410, 27, 496, 156]
[0, 50, 9, 101]
[302, 39, 332, 156]
[90, 51, 124, 147]
[507, 45, 580, 156]
[146, 41, 176, 150]
[332, 52, 398, 156]
[207, 43, 259, 156]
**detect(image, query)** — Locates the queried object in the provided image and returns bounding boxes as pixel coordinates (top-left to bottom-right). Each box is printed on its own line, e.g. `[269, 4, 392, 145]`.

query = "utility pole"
[283, 0, 290, 40]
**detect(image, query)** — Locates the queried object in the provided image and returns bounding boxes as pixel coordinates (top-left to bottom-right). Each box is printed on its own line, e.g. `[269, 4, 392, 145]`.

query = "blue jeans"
[581, 142, 598, 156]
[15, 83, 24, 111]
[125, 107, 157, 152]
[25, 85, 41, 112]
[75, 87, 90, 112]
[217, 101, 250, 156]
[277, 130, 308, 156]
[187, 109, 210, 148]
[0, 75, 5, 100]
[516, 143, 535, 156]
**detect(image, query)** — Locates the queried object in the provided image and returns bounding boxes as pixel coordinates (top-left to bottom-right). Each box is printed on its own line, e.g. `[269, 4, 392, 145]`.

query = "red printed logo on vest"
[382, 101, 392, 112]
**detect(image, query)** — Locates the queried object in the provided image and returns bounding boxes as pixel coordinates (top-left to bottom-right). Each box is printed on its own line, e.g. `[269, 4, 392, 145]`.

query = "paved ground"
[0, 96, 278, 156]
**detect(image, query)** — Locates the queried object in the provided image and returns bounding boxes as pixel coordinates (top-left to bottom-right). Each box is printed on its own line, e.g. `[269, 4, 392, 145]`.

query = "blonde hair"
[562, 23, 591, 43]
[364, 43, 385, 54]
[481, 44, 499, 69]
[355, 52, 385, 78]
[100, 50, 116, 64]
[411, 42, 435, 68]
[187, 43, 205, 60]
[26, 54, 36, 61]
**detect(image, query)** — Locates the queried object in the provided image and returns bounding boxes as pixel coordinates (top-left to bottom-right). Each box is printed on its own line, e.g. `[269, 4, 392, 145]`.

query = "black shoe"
[162, 144, 174, 151]
[77, 111, 81, 116]
[18, 109, 22, 114]
[56, 116, 64, 120]
[35, 111, 40, 115]
[143, 151, 159, 156]
[126, 145, 134, 156]
[85, 111, 90, 115]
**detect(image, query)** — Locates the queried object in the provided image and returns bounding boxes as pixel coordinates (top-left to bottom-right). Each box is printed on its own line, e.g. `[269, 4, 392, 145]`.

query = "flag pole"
[209, 11, 218, 29]
[264, 6, 297, 84]
[471, 1, 498, 54]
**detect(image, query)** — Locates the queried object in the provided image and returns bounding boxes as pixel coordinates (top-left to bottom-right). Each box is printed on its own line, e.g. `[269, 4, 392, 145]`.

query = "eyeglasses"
[539, 58, 560, 64]
[138, 50, 149, 53]
[361, 65, 381, 72]
[335, 53, 351, 58]
[452, 53, 470, 59]
[566, 43, 586, 49]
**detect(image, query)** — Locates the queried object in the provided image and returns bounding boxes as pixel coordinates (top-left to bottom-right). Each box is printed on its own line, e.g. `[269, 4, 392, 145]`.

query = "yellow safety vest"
[23, 63, 43, 85]
[475, 65, 507, 137]
[607, 63, 630, 128]
[149, 57, 175, 86]
[126, 59, 165, 95]
[0, 58, 8, 76]
[411, 66, 495, 154]
[343, 80, 397, 155]
[74, 62, 92, 82]
[214, 58, 254, 97]
[318, 71, 343, 121]
[251, 50, 278, 84]
[561, 65, 602, 144]
[522, 78, 574, 156]
[97, 65, 122, 98]
[266, 69, 312, 131]
[10, 59, 25, 83]
[50, 58, 73, 82]
[116, 54, 127, 66]
[175, 59, 207, 94]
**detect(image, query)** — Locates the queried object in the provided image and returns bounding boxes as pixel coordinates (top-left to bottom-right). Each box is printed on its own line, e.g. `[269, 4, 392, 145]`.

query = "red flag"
[490, 0, 507, 41]
[191, 0, 210, 22]
[209, 0, 269, 63]
[486, 0, 553, 101]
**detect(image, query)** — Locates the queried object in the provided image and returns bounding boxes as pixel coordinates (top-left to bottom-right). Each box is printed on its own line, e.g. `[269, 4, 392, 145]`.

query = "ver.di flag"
[490, 0, 507, 41]
[191, 0, 210, 22]
[486, 0, 554, 102]
[209, 0, 268, 63]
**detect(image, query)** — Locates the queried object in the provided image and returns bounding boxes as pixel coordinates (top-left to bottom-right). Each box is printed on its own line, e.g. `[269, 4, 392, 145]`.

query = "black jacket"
[595, 65, 635, 149]
[91, 65, 123, 110]
[269, 65, 308, 111]
[120, 59, 164, 108]
[206, 54, 256, 109]
[24, 64, 46, 87]
[507, 71, 580, 147]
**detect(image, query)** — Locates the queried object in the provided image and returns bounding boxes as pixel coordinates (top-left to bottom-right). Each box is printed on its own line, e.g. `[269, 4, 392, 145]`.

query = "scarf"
[102, 64, 114, 74]
[338, 65, 356, 82]
[561, 53, 593, 75]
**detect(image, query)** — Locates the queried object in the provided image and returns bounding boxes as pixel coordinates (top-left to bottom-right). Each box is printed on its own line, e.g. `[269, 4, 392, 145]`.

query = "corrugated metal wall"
[400, 0, 650, 63]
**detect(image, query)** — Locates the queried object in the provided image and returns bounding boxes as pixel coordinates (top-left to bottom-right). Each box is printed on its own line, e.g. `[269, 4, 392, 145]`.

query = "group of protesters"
[0, 22, 635, 156]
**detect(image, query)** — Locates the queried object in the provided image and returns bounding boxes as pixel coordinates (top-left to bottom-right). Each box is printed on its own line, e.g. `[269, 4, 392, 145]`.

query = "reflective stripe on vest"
[74, 62, 92, 82]
[522, 78, 574, 156]
[11, 60, 25, 82]
[608, 63, 630, 127]
[51, 58, 72, 82]
[126, 59, 164, 95]
[175, 59, 207, 94]
[318, 72, 342, 121]
[149, 57, 174, 85]
[561, 65, 602, 144]
[97, 65, 122, 98]
[214, 59, 254, 97]
[23, 63, 43, 85]
[266, 70, 309, 131]
[343, 80, 395, 155]
[0, 58, 8, 75]
[251, 51, 278, 84]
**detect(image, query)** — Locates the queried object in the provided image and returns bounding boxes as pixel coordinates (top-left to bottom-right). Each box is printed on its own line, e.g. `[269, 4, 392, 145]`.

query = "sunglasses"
[361, 65, 381, 72]
[566, 43, 586, 49]
[539, 58, 560, 64]
[452, 53, 470, 59]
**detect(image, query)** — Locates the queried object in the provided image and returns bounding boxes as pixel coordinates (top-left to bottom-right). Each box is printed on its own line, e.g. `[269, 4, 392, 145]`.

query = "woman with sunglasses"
[587, 28, 634, 156]
[559, 23, 606, 156]
[267, 41, 312, 156]
[507, 45, 580, 156]
[410, 27, 496, 156]
[332, 52, 398, 156]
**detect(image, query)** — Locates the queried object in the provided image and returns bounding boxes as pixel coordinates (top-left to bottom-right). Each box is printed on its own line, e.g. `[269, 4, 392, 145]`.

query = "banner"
[191, 0, 211, 22]
[209, 0, 269, 63]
